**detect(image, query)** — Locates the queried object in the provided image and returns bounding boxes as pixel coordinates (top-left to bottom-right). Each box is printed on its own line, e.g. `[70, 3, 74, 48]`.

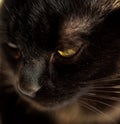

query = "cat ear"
[0, 0, 3, 7]
[113, 0, 120, 9]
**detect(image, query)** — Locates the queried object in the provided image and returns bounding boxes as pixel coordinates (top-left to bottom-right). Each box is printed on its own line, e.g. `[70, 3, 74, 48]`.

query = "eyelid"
[4, 42, 22, 59]
[7, 42, 18, 49]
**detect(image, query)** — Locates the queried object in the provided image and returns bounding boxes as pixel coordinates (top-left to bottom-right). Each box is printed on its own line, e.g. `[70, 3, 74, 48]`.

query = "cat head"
[1, 0, 120, 113]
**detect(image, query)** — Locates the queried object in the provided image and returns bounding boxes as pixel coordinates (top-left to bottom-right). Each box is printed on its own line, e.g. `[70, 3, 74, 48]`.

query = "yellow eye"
[57, 48, 79, 58]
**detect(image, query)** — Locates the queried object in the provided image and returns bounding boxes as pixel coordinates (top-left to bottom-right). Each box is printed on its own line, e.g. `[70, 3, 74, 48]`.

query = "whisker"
[89, 92, 119, 98]
[3, 2, 10, 15]
[82, 97, 119, 110]
[83, 98, 114, 108]
[1, 1, 14, 20]
[80, 101, 101, 118]
[90, 88, 120, 93]
[87, 93, 120, 102]
[80, 100, 105, 115]
[80, 99, 113, 121]
[90, 78, 120, 84]
[91, 86, 120, 89]
[87, 74, 120, 84]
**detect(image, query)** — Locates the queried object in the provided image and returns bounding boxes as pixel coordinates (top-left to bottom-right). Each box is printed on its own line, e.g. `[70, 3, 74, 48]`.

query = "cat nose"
[17, 81, 41, 97]
[18, 59, 45, 97]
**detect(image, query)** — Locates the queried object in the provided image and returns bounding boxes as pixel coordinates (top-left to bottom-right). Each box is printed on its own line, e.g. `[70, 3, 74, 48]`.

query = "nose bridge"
[22, 58, 46, 83]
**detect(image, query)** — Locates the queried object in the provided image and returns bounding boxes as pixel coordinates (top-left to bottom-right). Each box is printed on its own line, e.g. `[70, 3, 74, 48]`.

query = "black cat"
[0, 0, 120, 124]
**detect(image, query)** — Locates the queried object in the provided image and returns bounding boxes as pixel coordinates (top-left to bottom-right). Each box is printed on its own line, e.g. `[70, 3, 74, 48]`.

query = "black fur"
[0, 0, 120, 123]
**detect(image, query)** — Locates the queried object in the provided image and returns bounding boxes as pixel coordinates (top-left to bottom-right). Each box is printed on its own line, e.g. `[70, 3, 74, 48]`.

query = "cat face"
[1, 0, 120, 114]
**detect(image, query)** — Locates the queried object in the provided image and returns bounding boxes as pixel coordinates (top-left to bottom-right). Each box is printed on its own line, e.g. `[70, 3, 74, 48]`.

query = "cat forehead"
[38, 0, 120, 11]
[27, 0, 120, 25]
[7, 0, 119, 12]
[3, 0, 119, 20]
[2, 0, 120, 38]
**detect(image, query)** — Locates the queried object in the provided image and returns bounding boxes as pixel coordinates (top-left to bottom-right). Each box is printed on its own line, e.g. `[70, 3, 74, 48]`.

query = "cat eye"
[57, 48, 77, 58]
[7, 42, 18, 49]
[5, 42, 22, 59]
[55, 42, 88, 63]
[57, 47, 80, 58]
